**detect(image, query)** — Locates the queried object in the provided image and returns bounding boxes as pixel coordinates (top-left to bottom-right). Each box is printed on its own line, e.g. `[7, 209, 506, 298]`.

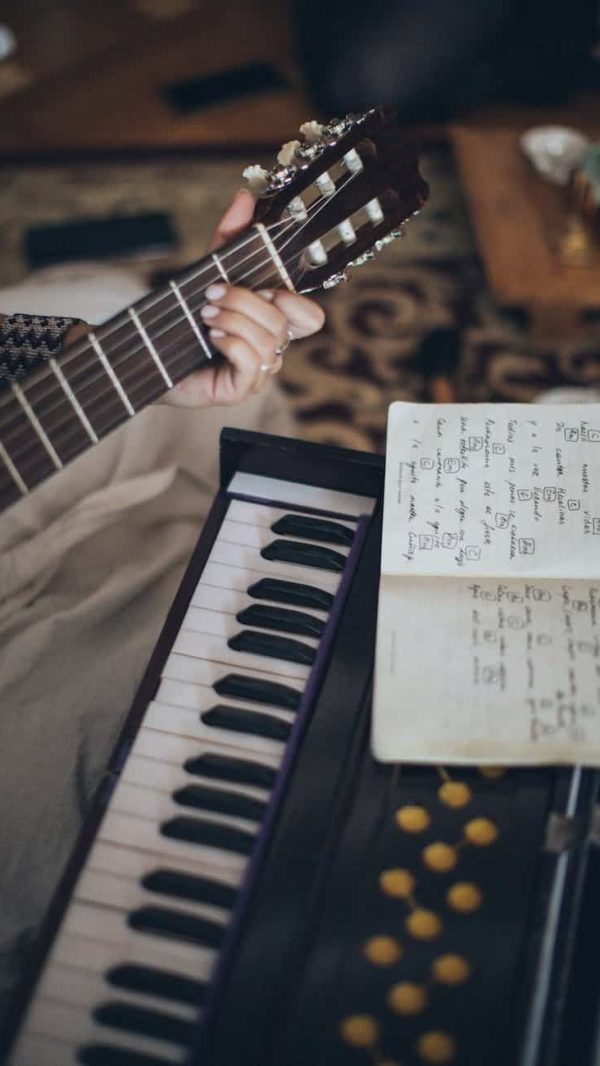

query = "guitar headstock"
[246, 107, 429, 294]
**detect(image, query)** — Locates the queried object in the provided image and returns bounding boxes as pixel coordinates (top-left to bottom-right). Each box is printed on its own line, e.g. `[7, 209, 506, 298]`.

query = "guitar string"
[0, 229, 298, 456]
[1, 164, 362, 431]
[0, 192, 322, 438]
[0, 227, 297, 446]
[0, 258, 282, 465]
[14, 327, 263, 472]
[5, 281, 312, 484]
[0, 216, 296, 417]
[23, 160, 361, 402]
[1, 249, 303, 467]
[2, 167, 366, 462]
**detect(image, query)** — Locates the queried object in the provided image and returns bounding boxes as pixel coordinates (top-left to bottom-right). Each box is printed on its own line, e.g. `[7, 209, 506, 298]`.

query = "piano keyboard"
[9, 473, 376, 1066]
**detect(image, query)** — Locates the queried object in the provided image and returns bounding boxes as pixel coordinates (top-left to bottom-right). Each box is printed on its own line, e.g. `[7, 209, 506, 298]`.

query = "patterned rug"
[1, 147, 599, 452]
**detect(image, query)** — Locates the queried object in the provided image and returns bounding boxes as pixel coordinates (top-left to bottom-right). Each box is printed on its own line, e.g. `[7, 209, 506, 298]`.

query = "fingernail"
[209, 328, 225, 339]
[258, 289, 274, 301]
[205, 283, 226, 301]
[200, 304, 219, 319]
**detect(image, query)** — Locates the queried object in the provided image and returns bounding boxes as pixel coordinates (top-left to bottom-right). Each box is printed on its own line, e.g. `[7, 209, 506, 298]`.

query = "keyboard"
[5, 430, 600, 1066]
[6, 434, 379, 1066]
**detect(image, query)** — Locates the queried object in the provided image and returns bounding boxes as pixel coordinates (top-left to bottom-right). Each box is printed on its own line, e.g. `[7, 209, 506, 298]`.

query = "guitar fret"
[88, 332, 135, 417]
[0, 440, 28, 495]
[212, 253, 230, 282]
[169, 281, 212, 360]
[255, 223, 295, 292]
[49, 358, 98, 444]
[11, 382, 63, 470]
[128, 308, 173, 389]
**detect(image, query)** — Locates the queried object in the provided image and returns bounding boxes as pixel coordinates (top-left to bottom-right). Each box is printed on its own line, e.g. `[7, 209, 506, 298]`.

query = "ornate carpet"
[1, 147, 599, 452]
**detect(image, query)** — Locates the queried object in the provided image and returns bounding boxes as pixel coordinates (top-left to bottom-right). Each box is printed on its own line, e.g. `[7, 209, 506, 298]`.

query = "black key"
[185, 751, 278, 788]
[229, 629, 315, 665]
[202, 704, 291, 742]
[129, 905, 224, 947]
[94, 1002, 193, 1046]
[214, 673, 301, 711]
[248, 577, 334, 611]
[173, 784, 267, 822]
[237, 604, 325, 639]
[107, 963, 206, 1006]
[271, 514, 355, 546]
[162, 815, 255, 855]
[142, 869, 238, 909]
[79, 1047, 171, 1066]
[261, 538, 345, 572]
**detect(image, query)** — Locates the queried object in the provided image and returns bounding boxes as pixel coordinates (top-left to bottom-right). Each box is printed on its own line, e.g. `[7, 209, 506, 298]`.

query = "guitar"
[0, 107, 428, 514]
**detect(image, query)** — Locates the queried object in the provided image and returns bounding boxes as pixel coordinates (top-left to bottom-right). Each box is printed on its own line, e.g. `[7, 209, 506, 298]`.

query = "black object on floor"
[161, 63, 288, 115]
[25, 213, 177, 269]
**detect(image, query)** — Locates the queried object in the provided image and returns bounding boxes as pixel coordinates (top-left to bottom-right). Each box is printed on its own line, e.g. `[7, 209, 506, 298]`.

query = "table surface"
[450, 98, 600, 314]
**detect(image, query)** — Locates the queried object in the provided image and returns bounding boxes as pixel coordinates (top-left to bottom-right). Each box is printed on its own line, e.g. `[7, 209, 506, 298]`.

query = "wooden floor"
[0, 0, 314, 156]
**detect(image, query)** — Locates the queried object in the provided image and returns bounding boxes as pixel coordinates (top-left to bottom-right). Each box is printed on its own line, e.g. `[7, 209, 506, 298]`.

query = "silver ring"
[275, 328, 293, 357]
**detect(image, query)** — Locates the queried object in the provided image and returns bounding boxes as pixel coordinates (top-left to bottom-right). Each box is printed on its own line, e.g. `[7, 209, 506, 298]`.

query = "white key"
[190, 581, 330, 620]
[130, 723, 282, 777]
[181, 605, 320, 649]
[25, 998, 185, 1061]
[155, 677, 297, 724]
[52, 928, 209, 983]
[122, 753, 270, 804]
[227, 471, 376, 517]
[145, 699, 288, 759]
[108, 780, 261, 836]
[75, 867, 230, 927]
[218, 517, 351, 558]
[11, 1032, 80, 1066]
[172, 632, 311, 681]
[86, 838, 241, 895]
[207, 540, 340, 591]
[198, 559, 337, 599]
[63, 902, 217, 970]
[225, 498, 357, 536]
[160, 652, 304, 692]
[37, 962, 197, 1020]
[99, 809, 248, 879]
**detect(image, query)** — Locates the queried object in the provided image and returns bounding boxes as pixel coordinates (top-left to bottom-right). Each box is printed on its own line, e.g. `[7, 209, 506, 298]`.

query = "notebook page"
[372, 575, 600, 765]
[382, 403, 600, 578]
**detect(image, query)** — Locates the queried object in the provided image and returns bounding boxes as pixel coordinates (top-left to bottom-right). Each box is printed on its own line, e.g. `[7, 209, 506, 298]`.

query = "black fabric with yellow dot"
[273, 757, 553, 1066]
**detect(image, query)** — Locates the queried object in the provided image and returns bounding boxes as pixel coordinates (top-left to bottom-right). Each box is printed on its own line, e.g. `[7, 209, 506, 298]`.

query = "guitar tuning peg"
[374, 228, 405, 251]
[323, 270, 349, 289]
[277, 140, 301, 166]
[299, 120, 323, 144]
[243, 164, 269, 194]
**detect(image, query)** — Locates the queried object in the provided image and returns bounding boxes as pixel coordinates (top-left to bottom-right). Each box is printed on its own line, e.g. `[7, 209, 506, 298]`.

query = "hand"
[161, 189, 324, 408]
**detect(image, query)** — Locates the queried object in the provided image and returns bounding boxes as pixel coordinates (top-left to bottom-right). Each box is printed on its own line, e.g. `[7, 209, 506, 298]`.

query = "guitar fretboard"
[0, 225, 292, 512]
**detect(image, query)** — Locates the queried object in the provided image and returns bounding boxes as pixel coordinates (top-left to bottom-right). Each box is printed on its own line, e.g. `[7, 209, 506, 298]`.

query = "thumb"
[207, 188, 255, 251]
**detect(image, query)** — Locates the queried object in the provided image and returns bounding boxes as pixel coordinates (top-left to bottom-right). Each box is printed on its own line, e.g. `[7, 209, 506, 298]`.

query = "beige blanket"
[0, 266, 295, 1014]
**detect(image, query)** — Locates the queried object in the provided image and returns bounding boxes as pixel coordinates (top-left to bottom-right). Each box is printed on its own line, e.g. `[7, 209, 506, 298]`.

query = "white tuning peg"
[277, 140, 301, 166]
[299, 120, 323, 144]
[242, 164, 269, 194]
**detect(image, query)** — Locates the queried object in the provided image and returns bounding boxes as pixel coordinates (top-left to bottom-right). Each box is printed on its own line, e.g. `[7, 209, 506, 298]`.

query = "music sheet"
[372, 403, 600, 765]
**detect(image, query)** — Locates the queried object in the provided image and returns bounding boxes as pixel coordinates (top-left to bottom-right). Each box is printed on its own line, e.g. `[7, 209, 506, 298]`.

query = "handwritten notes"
[373, 403, 600, 765]
[381, 403, 600, 577]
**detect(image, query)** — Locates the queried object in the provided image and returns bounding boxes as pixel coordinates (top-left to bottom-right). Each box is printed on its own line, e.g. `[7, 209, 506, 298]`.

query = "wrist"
[0, 312, 87, 385]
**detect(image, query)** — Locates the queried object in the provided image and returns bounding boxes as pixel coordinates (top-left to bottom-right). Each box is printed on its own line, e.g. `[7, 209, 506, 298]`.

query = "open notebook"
[372, 402, 600, 766]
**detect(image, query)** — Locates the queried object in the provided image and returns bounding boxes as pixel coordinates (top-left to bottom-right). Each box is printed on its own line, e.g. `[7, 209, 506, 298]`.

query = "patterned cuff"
[0, 312, 85, 386]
